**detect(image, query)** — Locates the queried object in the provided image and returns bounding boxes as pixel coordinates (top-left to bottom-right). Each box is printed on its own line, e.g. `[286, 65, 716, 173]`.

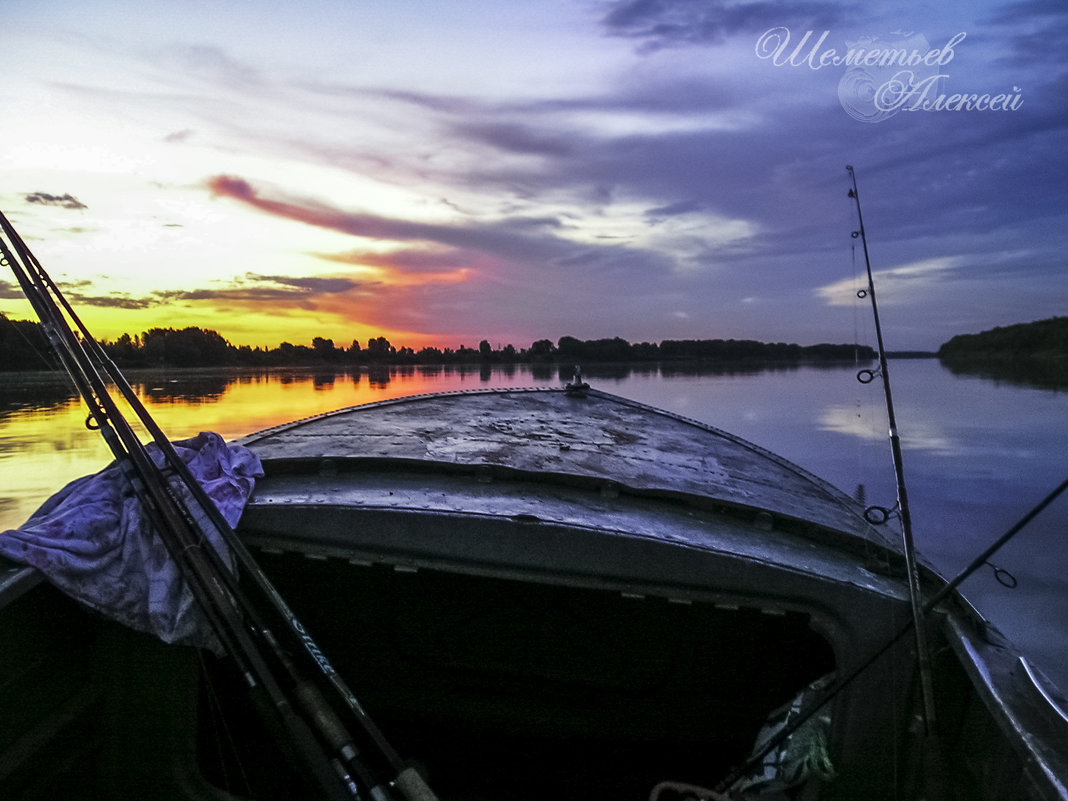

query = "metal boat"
[4, 385, 1065, 800]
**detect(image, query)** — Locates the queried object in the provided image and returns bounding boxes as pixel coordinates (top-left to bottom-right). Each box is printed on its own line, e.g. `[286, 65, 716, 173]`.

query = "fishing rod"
[0, 210, 432, 801]
[711, 474, 1068, 794]
[845, 164, 938, 734]
[713, 169, 1068, 795]
[0, 220, 363, 800]
[0, 211, 437, 801]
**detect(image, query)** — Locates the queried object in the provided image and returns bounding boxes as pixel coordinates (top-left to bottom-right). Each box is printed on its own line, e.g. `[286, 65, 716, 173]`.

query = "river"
[1, 359, 1065, 690]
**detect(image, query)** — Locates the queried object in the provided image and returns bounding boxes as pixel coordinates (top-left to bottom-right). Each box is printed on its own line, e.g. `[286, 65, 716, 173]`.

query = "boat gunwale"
[244, 451, 912, 582]
[943, 614, 1068, 799]
[0, 562, 43, 610]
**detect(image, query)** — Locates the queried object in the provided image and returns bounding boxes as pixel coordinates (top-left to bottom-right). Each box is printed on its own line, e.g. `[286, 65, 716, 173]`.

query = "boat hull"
[2, 388, 1065, 800]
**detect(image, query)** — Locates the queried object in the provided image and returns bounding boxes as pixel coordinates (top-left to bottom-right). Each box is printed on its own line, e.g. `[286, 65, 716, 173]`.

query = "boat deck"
[238, 387, 891, 546]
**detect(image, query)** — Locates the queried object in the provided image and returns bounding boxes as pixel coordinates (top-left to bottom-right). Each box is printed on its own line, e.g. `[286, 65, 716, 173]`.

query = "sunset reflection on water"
[132, 368, 458, 440]
[0, 365, 548, 530]
[0, 398, 114, 533]
[121, 365, 544, 441]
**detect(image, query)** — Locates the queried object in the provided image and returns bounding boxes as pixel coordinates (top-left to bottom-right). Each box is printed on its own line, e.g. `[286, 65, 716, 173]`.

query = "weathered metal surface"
[239, 387, 891, 546]
[943, 615, 1068, 799]
[238, 469, 910, 610]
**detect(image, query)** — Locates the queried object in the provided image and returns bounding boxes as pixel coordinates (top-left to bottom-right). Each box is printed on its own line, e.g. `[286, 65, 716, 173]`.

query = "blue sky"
[1, 0, 1065, 350]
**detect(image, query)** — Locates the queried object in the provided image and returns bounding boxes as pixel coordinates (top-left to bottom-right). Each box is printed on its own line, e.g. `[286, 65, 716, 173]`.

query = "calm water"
[1, 360, 1066, 688]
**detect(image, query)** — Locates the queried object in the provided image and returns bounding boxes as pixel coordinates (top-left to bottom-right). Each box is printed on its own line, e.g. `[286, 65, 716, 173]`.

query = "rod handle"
[394, 766, 439, 801]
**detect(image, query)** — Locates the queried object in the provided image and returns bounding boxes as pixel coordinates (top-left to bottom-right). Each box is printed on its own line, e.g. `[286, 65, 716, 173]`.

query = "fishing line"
[0, 303, 58, 372]
[846, 171, 905, 788]
[712, 475, 1067, 795]
[845, 196, 886, 519]
[850, 213, 864, 493]
[844, 186, 889, 575]
[0, 246, 85, 417]
[845, 165, 938, 736]
[197, 648, 256, 798]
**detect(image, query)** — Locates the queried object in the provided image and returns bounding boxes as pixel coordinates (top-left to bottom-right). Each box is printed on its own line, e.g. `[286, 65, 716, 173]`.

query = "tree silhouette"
[0, 314, 902, 371]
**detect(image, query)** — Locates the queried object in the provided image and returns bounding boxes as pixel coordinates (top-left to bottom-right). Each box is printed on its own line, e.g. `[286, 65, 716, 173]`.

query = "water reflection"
[312, 371, 336, 391]
[132, 372, 232, 403]
[818, 403, 957, 454]
[817, 404, 885, 442]
[529, 363, 555, 382]
[0, 396, 116, 529]
[939, 356, 1068, 391]
[0, 371, 79, 415]
[367, 366, 391, 389]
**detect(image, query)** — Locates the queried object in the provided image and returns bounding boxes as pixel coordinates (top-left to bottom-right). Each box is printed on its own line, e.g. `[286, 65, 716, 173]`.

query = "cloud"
[320, 247, 469, 272]
[816, 257, 966, 306]
[249, 274, 360, 294]
[164, 128, 195, 143]
[205, 174, 589, 265]
[36, 273, 363, 316]
[455, 122, 575, 157]
[140, 23, 1065, 350]
[0, 279, 25, 300]
[201, 173, 717, 338]
[316, 247, 476, 284]
[206, 175, 468, 243]
[24, 192, 87, 210]
[202, 174, 757, 306]
[645, 199, 705, 222]
[156, 273, 361, 310]
[69, 295, 154, 310]
[601, 0, 852, 50]
[986, 0, 1068, 69]
[159, 44, 264, 89]
[207, 175, 257, 202]
[46, 279, 155, 309]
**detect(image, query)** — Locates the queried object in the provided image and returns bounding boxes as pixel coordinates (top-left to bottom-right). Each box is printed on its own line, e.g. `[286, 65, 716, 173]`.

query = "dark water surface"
[2, 360, 1065, 688]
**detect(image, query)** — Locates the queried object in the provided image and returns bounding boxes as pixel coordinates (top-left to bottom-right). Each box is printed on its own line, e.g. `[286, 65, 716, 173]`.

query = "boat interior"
[4, 544, 1061, 801]
[1, 554, 832, 801]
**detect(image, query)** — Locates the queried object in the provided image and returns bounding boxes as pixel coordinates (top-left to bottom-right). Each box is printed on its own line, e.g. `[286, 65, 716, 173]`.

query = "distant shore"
[0, 318, 876, 371]
[935, 317, 1067, 389]
[5, 314, 1064, 382]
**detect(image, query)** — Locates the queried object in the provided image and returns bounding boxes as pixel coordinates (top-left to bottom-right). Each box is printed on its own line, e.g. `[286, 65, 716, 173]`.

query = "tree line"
[936, 316, 1067, 388]
[937, 316, 1067, 361]
[1, 314, 873, 371]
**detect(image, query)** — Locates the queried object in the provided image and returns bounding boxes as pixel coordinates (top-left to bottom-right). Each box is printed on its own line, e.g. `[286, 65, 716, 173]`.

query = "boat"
[3, 384, 1067, 800]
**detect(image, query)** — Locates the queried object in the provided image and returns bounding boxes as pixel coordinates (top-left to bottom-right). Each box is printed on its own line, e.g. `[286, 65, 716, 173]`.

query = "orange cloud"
[206, 175, 453, 243]
[316, 249, 473, 286]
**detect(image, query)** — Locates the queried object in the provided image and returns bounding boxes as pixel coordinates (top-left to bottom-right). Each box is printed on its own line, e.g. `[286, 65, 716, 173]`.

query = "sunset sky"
[2, 0, 1065, 352]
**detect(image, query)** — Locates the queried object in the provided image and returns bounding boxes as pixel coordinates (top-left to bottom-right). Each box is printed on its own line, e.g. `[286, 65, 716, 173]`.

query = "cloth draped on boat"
[733, 673, 837, 796]
[0, 432, 263, 650]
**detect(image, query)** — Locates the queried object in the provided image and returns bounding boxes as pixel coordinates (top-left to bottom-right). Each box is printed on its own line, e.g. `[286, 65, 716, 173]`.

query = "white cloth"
[0, 432, 263, 649]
